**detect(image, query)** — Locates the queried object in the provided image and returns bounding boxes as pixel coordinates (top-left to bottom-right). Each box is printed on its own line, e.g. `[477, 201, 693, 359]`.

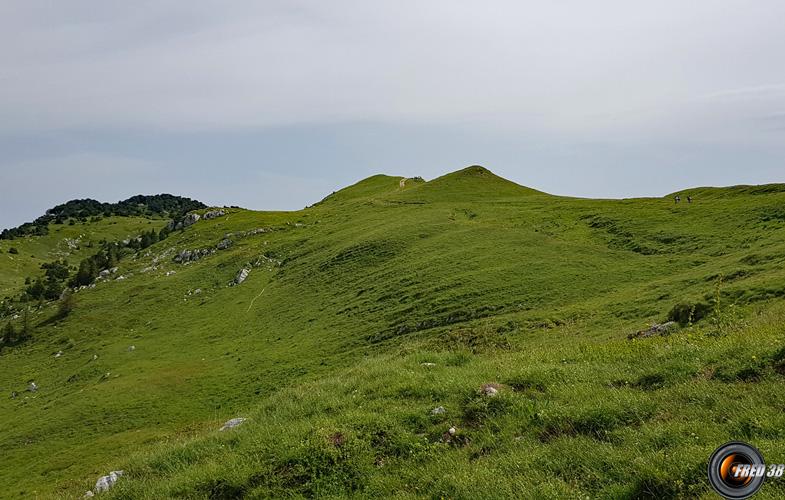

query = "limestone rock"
[233, 268, 250, 285]
[431, 406, 446, 415]
[94, 470, 123, 493]
[480, 383, 500, 397]
[203, 209, 226, 220]
[173, 248, 214, 264]
[182, 213, 201, 227]
[219, 417, 246, 431]
[628, 321, 678, 340]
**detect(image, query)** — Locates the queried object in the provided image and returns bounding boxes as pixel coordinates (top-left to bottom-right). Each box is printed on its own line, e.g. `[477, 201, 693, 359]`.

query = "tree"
[1, 322, 15, 344]
[20, 308, 31, 340]
[71, 259, 98, 287]
[44, 279, 64, 301]
[26, 279, 46, 300]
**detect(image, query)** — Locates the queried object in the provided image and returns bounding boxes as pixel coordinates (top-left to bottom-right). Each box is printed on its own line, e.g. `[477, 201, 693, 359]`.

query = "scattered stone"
[54, 351, 63, 358]
[165, 270, 176, 276]
[232, 268, 250, 286]
[219, 417, 246, 431]
[98, 269, 111, 278]
[92, 354, 99, 361]
[480, 383, 500, 397]
[448, 426, 456, 436]
[217, 238, 233, 250]
[193, 288, 202, 295]
[628, 321, 678, 340]
[27, 381, 38, 392]
[431, 406, 446, 415]
[203, 209, 226, 220]
[84, 491, 95, 498]
[127, 345, 135, 352]
[182, 213, 201, 227]
[109, 267, 118, 274]
[115, 275, 126, 281]
[94, 470, 123, 493]
[10, 391, 18, 399]
[420, 362, 436, 367]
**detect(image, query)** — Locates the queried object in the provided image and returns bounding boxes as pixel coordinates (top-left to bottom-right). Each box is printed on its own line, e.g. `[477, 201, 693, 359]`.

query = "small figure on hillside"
[674, 195, 681, 204]
[687, 196, 692, 203]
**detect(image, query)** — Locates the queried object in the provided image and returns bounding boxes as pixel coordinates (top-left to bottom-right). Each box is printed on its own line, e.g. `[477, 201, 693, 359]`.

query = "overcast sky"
[1, 1, 784, 229]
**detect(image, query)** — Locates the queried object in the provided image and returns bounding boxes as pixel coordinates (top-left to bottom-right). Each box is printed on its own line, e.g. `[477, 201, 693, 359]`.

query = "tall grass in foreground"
[106, 305, 785, 499]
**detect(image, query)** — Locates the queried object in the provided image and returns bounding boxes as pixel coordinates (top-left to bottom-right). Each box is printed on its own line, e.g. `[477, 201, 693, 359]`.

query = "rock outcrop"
[203, 209, 226, 220]
[173, 248, 215, 263]
[182, 213, 201, 227]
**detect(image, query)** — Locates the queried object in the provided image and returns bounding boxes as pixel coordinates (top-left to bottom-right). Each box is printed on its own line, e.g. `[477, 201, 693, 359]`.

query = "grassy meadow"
[2, 166, 785, 498]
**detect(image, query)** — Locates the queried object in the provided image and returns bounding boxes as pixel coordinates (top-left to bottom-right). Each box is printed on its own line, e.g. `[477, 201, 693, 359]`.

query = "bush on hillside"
[667, 301, 712, 326]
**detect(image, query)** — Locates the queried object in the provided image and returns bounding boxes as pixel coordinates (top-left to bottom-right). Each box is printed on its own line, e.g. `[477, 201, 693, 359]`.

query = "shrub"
[8, 247, 18, 254]
[667, 301, 711, 326]
[58, 291, 76, 318]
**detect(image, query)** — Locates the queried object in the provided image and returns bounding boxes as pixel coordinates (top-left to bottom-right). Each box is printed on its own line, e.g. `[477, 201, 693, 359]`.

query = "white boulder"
[219, 417, 247, 431]
[233, 268, 250, 285]
[94, 470, 123, 493]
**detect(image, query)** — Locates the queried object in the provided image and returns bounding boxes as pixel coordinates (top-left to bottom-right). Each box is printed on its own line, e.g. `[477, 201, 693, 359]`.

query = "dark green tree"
[1, 322, 15, 344]
[20, 308, 31, 340]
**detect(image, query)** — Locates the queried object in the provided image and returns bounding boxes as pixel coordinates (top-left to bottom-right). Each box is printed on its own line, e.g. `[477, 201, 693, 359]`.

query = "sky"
[1, 0, 784, 229]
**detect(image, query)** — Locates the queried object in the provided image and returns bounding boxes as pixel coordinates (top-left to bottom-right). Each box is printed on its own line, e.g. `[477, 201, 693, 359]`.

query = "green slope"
[0, 217, 167, 298]
[2, 167, 785, 498]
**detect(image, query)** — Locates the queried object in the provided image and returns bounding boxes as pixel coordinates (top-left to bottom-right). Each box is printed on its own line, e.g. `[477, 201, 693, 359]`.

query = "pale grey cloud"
[1, 1, 784, 228]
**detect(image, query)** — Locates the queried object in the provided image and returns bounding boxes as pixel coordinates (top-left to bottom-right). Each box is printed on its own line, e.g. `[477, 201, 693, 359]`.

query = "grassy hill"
[2, 167, 785, 498]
